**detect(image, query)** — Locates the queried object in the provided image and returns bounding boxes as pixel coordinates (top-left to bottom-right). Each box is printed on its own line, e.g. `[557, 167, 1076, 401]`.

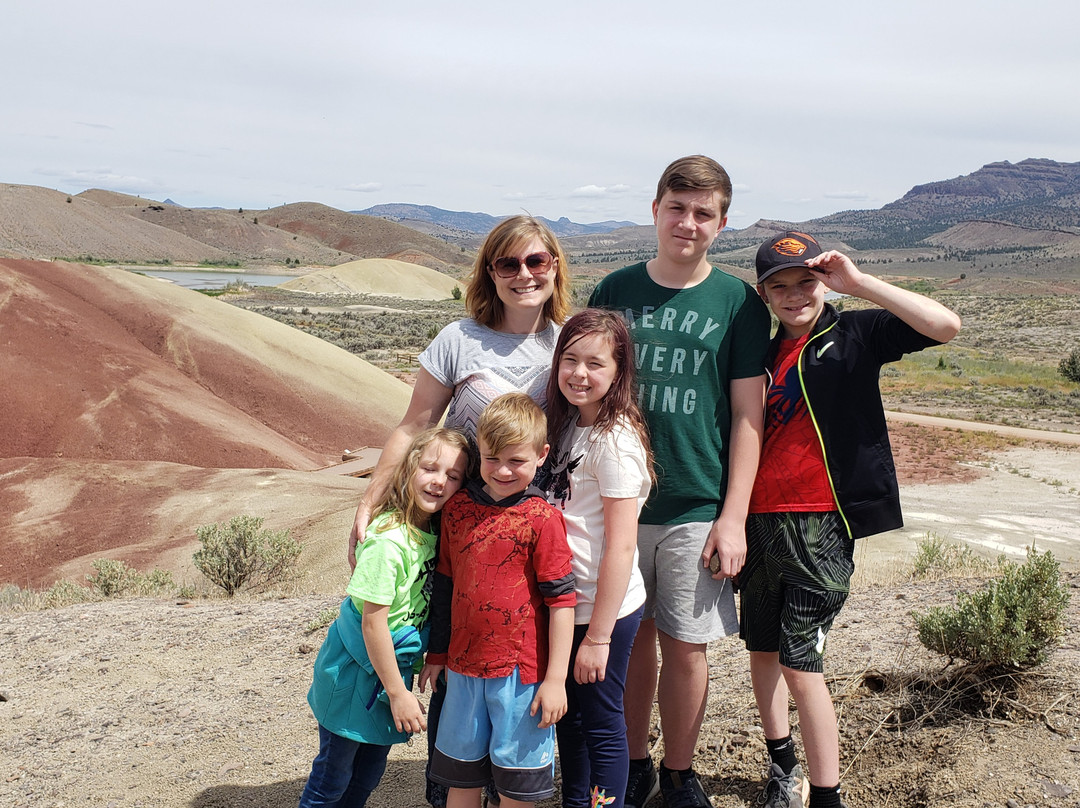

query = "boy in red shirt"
[742, 232, 961, 808]
[423, 393, 576, 808]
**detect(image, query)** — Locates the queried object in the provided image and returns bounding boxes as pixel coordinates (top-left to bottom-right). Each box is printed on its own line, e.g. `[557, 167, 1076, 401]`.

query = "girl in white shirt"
[541, 309, 654, 808]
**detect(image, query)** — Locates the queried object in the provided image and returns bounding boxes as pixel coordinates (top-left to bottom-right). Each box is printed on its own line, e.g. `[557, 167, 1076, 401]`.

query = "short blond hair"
[476, 393, 547, 455]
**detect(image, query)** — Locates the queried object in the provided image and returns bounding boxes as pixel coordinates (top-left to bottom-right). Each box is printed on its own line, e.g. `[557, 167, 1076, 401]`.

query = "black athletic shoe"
[658, 762, 710, 808]
[625, 757, 661, 808]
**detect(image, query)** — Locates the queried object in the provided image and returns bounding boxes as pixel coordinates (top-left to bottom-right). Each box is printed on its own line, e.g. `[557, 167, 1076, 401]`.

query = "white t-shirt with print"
[548, 419, 650, 624]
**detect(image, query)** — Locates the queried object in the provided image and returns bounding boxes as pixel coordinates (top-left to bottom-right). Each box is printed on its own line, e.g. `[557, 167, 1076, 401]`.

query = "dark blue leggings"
[556, 606, 643, 808]
[298, 724, 390, 808]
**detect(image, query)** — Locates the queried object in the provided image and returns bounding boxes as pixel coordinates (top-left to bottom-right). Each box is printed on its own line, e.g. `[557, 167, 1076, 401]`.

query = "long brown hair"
[466, 215, 571, 329]
[370, 427, 475, 541]
[544, 309, 654, 480]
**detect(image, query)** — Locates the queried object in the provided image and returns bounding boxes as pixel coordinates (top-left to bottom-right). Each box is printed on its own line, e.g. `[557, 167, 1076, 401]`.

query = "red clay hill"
[0, 259, 412, 587]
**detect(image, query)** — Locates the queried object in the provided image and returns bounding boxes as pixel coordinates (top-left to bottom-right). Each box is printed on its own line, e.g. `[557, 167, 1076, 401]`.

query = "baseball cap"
[755, 231, 823, 284]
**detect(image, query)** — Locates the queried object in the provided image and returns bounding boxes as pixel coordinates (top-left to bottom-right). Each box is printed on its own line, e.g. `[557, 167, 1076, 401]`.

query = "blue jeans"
[298, 724, 390, 808]
[556, 606, 644, 808]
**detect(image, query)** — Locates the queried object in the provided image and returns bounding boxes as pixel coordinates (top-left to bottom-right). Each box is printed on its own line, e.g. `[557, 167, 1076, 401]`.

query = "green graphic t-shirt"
[590, 262, 770, 524]
[347, 512, 437, 631]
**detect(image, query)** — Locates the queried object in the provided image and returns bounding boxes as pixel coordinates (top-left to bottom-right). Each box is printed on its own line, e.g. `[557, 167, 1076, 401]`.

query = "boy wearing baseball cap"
[741, 232, 961, 808]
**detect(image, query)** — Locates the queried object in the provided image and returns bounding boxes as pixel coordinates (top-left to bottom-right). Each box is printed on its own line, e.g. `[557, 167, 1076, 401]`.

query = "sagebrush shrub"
[193, 515, 302, 596]
[914, 548, 1070, 669]
[1060, 347, 1080, 383]
[44, 579, 94, 609]
[87, 558, 140, 597]
[86, 559, 175, 597]
[910, 534, 990, 579]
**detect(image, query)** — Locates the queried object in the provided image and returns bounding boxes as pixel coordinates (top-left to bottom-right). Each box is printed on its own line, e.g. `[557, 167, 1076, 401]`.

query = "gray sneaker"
[625, 757, 661, 808]
[658, 763, 710, 808]
[757, 763, 810, 808]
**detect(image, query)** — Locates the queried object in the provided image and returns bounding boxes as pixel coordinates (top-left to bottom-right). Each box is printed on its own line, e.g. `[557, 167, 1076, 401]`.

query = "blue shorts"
[429, 668, 555, 802]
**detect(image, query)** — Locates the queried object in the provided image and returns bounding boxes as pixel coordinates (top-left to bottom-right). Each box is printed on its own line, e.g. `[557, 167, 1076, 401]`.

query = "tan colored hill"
[278, 257, 461, 298]
[925, 219, 1080, 251]
[0, 184, 234, 263]
[0, 184, 477, 271]
[114, 204, 348, 265]
[0, 456, 365, 588]
[257, 202, 471, 275]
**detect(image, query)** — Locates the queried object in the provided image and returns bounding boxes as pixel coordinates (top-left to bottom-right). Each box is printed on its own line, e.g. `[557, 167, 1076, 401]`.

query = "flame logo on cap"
[773, 236, 812, 257]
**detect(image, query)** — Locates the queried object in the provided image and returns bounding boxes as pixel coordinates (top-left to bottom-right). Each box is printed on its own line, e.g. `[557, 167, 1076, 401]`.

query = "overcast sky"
[3, 1, 1077, 229]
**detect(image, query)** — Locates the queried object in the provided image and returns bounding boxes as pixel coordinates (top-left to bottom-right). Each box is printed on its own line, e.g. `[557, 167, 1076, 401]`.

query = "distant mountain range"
[356, 160, 1080, 259]
[1, 159, 1078, 267]
[798, 158, 1080, 251]
[354, 203, 638, 239]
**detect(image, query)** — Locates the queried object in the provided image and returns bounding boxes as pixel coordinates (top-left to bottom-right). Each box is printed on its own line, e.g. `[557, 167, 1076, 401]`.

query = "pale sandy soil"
[2, 574, 1078, 808]
[2, 434, 1079, 808]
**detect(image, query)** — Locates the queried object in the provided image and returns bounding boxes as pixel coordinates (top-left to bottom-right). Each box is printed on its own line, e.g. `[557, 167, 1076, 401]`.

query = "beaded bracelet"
[585, 633, 611, 645]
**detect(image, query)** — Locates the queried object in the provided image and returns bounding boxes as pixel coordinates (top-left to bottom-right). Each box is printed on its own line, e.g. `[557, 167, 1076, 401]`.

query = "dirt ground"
[2, 577, 1077, 808]
[2, 427, 1079, 808]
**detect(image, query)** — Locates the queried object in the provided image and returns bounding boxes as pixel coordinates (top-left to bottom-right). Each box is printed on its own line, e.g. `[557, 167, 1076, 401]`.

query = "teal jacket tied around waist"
[307, 597, 428, 745]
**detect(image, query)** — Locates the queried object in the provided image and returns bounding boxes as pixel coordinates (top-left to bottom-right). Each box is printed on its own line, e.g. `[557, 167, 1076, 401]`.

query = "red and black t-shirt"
[750, 333, 835, 514]
[426, 482, 576, 685]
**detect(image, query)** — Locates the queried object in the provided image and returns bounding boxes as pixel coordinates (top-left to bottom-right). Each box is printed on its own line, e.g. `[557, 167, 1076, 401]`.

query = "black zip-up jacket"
[771, 303, 940, 539]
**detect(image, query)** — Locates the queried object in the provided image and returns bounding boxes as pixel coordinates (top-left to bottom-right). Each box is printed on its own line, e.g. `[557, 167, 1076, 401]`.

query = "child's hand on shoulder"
[805, 250, 866, 297]
[388, 689, 427, 734]
[530, 679, 567, 729]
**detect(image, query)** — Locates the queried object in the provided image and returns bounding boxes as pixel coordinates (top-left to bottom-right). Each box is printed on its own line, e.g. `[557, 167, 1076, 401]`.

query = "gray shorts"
[637, 522, 739, 643]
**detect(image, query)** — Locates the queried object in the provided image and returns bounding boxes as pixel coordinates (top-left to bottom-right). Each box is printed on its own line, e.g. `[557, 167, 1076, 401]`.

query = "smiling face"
[409, 439, 469, 520]
[477, 437, 548, 501]
[487, 235, 557, 329]
[758, 265, 827, 338]
[557, 331, 617, 427]
[652, 188, 727, 267]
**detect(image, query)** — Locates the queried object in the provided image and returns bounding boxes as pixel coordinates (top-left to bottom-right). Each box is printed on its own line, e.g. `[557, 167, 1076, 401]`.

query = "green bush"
[910, 534, 990, 579]
[44, 579, 95, 609]
[1060, 347, 1080, 383]
[87, 558, 140, 596]
[451, 285, 462, 301]
[914, 548, 1070, 669]
[135, 568, 175, 596]
[86, 559, 176, 597]
[193, 515, 302, 596]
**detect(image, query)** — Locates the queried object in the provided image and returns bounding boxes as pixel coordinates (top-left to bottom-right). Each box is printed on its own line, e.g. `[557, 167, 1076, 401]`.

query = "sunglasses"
[490, 251, 555, 279]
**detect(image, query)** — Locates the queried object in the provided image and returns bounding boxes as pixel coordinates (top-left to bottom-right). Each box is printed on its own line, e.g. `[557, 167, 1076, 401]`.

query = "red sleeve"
[531, 504, 576, 609]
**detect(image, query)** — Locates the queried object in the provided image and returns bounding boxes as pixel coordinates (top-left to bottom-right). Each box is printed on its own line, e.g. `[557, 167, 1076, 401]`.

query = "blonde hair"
[370, 428, 475, 540]
[466, 215, 571, 329]
[655, 155, 733, 218]
[476, 393, 547, 455]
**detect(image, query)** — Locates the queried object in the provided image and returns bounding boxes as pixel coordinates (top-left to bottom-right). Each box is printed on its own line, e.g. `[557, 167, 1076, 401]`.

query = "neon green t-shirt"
[347, 512, 437, 631]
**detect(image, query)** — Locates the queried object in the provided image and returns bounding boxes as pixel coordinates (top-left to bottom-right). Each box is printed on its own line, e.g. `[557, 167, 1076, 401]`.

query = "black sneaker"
[658, 763, 710, 808]
[625, 757, 661, 808]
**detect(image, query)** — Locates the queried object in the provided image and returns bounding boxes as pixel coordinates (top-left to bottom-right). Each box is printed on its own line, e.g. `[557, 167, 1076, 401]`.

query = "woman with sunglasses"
[347, 214, 571, 807]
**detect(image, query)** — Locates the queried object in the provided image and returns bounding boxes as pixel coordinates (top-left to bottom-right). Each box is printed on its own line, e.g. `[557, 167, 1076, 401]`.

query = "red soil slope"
[0, 259, 414, 587]
[0, 259, 411, 468]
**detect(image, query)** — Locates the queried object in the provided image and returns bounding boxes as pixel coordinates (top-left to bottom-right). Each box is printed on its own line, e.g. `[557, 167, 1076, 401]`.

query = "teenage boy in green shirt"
[589, 155, 771, 808]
